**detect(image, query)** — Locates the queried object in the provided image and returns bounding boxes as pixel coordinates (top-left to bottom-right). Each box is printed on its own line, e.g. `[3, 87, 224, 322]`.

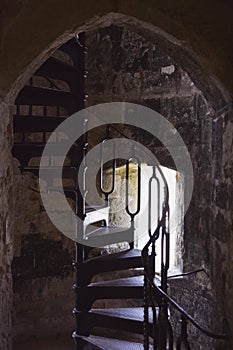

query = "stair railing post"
[158, 198, 170, 349]
[148, 165, 161, 350]
[72, 32, 87, 350]
[148, 165, 161, 279]
[99, 126, 116, 207]
[143, 267, 150, 350]
[126, 145, 141, 250]
[176, 315, 191, 350]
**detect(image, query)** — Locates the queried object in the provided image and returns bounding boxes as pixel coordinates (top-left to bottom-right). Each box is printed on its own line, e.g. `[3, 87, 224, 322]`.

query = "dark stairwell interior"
[11, 25, 231, 350]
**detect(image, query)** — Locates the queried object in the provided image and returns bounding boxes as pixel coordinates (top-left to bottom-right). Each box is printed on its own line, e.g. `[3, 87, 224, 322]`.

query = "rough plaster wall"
[85, 25, 232, 349]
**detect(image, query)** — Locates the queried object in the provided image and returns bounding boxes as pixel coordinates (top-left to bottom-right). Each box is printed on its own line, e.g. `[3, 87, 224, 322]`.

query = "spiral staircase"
[12, 33, 229, 349]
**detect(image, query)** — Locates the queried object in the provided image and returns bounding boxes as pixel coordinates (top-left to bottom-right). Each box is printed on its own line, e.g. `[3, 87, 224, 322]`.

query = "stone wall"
[2, 23, 232, 350]
[0, 103, 14, 350]
[211, 110, 233, 340]
[0, 3, 232, 349]
[11, 160, 75, 343]
[86, 25, 232, 349]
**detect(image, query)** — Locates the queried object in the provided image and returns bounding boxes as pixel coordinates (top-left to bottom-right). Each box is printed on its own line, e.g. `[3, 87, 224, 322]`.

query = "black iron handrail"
[167, 268, 206, 279]
[141, 211, 229, 348]
[152, 282, 229, 340]
[140, 159, 229, 348]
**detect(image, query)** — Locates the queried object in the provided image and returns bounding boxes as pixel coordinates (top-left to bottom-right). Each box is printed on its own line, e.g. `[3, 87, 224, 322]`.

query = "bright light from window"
[135, 165, 184, 274]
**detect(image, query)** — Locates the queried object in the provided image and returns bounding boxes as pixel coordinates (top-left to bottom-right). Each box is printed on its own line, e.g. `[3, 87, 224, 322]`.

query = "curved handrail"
[140, 151, 229, 342]
[141, 219, 229, 341]
[149, 276, 229, 340]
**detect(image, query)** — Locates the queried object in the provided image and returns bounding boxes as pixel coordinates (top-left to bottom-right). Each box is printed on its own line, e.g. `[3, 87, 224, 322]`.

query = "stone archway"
[0, 9, 232, 350]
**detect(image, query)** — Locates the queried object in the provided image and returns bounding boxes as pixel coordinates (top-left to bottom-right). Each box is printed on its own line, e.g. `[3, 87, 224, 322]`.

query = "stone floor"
[14, 336, 73, 350]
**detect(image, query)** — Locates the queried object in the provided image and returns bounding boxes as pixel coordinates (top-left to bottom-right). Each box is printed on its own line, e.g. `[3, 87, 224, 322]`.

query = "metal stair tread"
[75, 249, 145, 287]
[21, 166, 75, 177]
[48, 186, 76, 192]
[15, 85, 78, 112]
[12, 141, 78, 154]
[89, 307, 156, 322]
[89, 275, 142, 288]
[35, 56, 79, 86]
[88, 275, 160, 288]
[78, 335, 153, 350]
[75, 307, 158, 336]
[75, 275, 152, 309]
[59, 37, 80, 56]
[86, 225, 131, 237]
[12, 142, 79, 166]
[13, 115, 66, 133]
[84, 248, 142, 263]
[85, 205, 108, 213]
[83, 226, 134, 246]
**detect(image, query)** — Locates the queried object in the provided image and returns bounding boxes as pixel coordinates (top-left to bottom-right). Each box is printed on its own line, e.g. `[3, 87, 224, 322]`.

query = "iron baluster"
[73, 32, 87, 350]
[160, 204, 170, 349]
[160, 195, 170, 350]
[158, 304, 168, 350]
[161, 199, 169, 292]
[29, 77, 33, 118]
[152, 302, 158, 350]
[143, 255, 150, 350]
[77, 32, 87, 111]
[148, 166, 160, 237]
[167, 317, 174, 350]
[99, 126, 116, 206]
[16, 104, 20, 115]
[16, 105, 25, 143]
[150, 285, 173, 350]
[43, 105, 47, 142]
[83, 117, 88, 226]
[159, 303, 173, 350]
[126, 146, 141, 249]
[176, 315, 191, 350]
[148, 165, 160, 280]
